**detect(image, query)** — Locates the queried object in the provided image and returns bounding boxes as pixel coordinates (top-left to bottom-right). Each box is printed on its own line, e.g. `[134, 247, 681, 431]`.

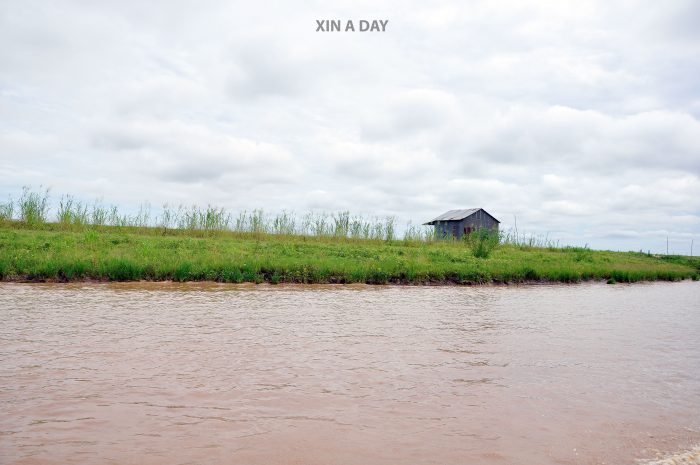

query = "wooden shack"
[423, 208, 500, 240]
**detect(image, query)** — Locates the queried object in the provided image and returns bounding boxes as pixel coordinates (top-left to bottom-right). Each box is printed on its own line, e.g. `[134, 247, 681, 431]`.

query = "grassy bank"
[1, 221, 697, 284]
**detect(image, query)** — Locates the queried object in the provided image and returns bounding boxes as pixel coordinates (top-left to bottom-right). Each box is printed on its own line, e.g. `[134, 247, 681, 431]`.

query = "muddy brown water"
[1, 281, 699, 465]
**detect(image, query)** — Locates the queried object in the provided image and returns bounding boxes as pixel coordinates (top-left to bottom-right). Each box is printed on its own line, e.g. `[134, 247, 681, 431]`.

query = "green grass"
[0, 220, 697, 284]
[2, 190, 408, 240]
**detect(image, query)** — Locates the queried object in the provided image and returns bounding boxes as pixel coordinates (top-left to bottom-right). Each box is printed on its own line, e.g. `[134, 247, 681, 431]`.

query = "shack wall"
[460, 210, 499, 234]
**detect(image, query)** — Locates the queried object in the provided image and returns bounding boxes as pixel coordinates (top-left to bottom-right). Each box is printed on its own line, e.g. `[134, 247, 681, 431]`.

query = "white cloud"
[0, 0, 699, 253]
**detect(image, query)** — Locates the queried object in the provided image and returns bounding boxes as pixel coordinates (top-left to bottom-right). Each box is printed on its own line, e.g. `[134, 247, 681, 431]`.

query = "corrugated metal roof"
[423, 208, 501, 225]
[423, 208, 480, 224]
[434, 208, 480, 221]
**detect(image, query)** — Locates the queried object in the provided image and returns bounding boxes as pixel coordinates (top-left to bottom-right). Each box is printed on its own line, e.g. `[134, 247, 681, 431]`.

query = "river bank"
[1, 222, 697, 284]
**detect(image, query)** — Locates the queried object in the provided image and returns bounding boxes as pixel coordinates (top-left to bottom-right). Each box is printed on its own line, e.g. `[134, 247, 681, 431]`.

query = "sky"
[1, 0, 699, 253]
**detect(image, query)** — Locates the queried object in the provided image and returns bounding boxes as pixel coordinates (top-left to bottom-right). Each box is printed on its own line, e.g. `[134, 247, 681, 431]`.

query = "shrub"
[466, 228, 500, 258]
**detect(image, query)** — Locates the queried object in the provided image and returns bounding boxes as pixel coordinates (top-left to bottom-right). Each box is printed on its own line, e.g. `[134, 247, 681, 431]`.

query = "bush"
[466, 228, 500, 258]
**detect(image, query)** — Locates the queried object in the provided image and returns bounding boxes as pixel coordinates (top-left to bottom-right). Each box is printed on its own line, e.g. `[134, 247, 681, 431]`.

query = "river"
[1, 281, 699, 465]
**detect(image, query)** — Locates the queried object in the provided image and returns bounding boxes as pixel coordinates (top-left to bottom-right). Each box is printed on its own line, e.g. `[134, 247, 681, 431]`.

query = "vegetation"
[1, 187, 404, 240]
[464, 229, 501, 258]
[0, 188, 697, 284]
[659, 254, 700, 273]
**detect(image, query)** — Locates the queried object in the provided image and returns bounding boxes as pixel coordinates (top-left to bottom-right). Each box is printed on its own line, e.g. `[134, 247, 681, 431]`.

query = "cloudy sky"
[1, 0, 699, 253]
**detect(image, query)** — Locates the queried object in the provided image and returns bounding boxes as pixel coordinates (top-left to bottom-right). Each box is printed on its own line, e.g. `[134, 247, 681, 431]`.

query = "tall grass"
[464, 228, 501, 258]
[173, 204, 230, 231]
[55, 195, 143, 228]
[1, 188, 630, 255]
[403, 222, 437, 242]
[500, 228, 561, 249]
[0, 197, 14, 221]
[18, 187, 50, 224]
[91, 201, 109, 226]
[0, 188, 406, 241]
[272, 210, 296, 235]
[57, 196, 89, 225]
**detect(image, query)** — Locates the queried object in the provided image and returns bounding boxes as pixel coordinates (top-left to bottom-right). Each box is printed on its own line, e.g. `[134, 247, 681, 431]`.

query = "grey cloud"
[1, 0, 699, 253]
[438, 105, 700, 177]
[89, 120, 302, 185]
[226, 42, 310, 100]
[161, 164, 227, 183]
[360, 89, 456, 141]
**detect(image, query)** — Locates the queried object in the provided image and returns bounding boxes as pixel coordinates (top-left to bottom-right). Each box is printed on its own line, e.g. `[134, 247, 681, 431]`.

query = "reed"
[0, 197, 14, 221]
[91, 201, 109, 226]
[18, 187, 50, 225]
[57, 195, 89, 225]
[272, 210, 296, 235]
